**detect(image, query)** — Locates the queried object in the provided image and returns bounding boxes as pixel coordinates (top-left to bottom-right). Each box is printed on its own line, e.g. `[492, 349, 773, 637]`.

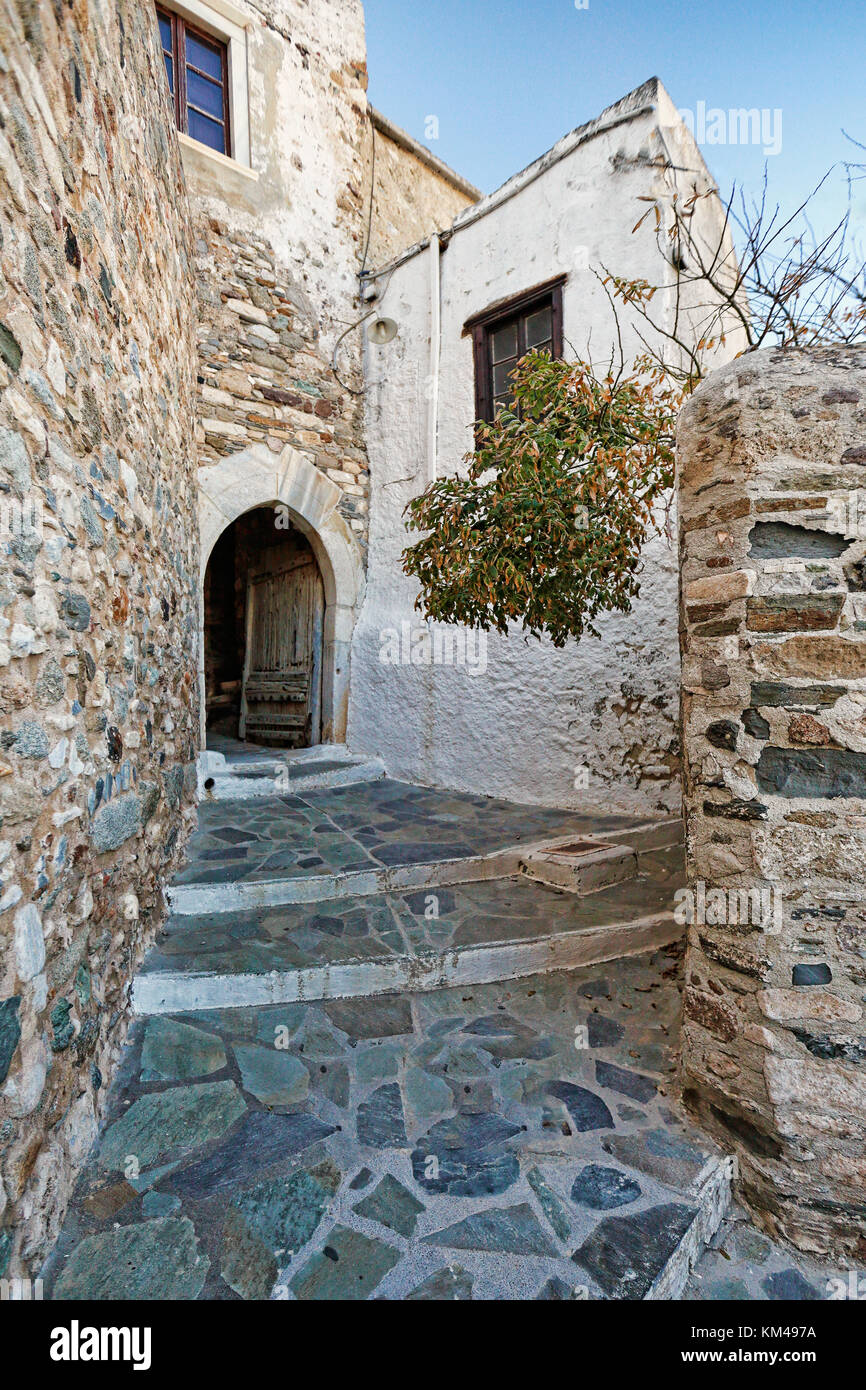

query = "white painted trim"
[167, 849, 510, 915]
[180, 0, 251, 29]
[197, 445, 366, 749]
[161, 0, 252, 167]
[200, 757, 385, 800]
[132, 911, 680, 1014]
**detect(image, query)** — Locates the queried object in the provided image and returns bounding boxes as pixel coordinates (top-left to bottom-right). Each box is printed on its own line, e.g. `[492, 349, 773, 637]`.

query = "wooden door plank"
[240, 540, 325, 749]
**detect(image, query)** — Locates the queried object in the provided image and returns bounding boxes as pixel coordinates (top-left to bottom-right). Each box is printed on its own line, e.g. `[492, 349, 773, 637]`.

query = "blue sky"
[364, 0, 865, 247]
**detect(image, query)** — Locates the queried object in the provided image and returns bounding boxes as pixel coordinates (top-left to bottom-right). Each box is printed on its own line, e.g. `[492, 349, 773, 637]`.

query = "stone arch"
[198, 444, 365, 744]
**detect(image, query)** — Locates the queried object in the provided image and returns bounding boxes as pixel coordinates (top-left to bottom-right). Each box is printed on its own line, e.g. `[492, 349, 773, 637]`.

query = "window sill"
[178, 131, 259, 182]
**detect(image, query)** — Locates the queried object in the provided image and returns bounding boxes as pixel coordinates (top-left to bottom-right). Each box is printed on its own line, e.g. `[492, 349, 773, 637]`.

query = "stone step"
[134, 873, 682, 1015]
[167, 845, 520, 915]
[648, 1156, 732, 1300]
[150, 779, 684, 1022]
[197, 746, 386, 802]
[168, 831, 684, 917]
[170, 777, 672, 916]
[176, 772, 664, 900]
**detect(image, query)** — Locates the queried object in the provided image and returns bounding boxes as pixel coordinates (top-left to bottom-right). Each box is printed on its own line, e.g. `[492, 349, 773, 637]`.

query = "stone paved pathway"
[139, 775, 682, 1015]
[46, 772, 832, 1301]
[174, 779, 644, 888]
[686, 1208, 852, 1302]
[44, 945, 731, 1301]
[143, 873, 677, 982]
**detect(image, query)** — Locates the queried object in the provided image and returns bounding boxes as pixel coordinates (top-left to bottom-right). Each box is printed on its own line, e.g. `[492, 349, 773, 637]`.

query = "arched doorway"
[197, 444, 366, 748]
[204, 507, 325, 747]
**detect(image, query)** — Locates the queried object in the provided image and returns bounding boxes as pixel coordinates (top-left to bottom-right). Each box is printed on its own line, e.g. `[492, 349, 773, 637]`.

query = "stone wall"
[194, 220, 370, 542]
[0, 0, 199, 1277]
[678, 345, 866, 1257]
[178, 0, 372, 545]
[183, 2, 484, 554]
[365, 110, 479, 268]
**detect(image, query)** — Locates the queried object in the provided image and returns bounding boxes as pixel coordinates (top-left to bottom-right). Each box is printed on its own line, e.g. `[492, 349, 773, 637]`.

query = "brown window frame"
[157, 7, 231, 158]
[465, 276, 566, 425]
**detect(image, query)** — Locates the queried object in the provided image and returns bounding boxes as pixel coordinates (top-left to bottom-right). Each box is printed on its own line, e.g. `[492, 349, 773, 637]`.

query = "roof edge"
[367, 77, 719, 281]
[369, 106, 483, 204]
[452, 76, 666, 232]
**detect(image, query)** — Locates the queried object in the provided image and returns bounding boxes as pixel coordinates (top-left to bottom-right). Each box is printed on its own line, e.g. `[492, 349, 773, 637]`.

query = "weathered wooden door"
[239, 541, 324, 747]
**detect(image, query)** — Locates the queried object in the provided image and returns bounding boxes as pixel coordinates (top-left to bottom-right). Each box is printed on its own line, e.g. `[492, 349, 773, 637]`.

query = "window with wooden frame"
[157, 7, 231, 157]
[465, 277, 565, 424]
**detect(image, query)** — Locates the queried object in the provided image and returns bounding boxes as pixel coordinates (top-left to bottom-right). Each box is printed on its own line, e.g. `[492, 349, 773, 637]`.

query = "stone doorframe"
[198, 444, 366, 746]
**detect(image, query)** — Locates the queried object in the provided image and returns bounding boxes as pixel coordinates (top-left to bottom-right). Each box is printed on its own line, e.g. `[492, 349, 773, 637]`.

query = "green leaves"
[402, 350, 679, 647]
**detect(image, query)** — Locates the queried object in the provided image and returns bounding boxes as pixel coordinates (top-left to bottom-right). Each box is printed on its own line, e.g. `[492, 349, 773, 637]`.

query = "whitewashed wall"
[349, 80, 745, 815]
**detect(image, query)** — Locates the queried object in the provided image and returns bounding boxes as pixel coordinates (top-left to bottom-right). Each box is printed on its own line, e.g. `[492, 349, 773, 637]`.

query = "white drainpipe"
[428, 233, 441, 483]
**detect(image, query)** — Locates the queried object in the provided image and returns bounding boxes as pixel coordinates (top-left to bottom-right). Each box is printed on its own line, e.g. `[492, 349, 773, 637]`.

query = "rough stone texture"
[43, 947, 732, 1300]
[0, 0, 200, 1278]
[686, 1204, 841, 1302]
[571, 1201, 697, 1299]
[53, 1216, 210, 1301]
[678, 345, 866, 1258]
[364, 110, 479, 269]
[0, 0, 483, 1281]
[221, 1161, 340, 1299]
[140, 1017, 227, 1083]
[178, 0, 370, 541]
[193, 217, 371, 542]
[421, 1203, 559, 1257]
[184, 2, 477, 556]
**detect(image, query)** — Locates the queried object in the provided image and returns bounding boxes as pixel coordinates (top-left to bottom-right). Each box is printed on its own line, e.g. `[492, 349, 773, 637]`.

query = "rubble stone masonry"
[365, 109, 479, 269]
[0, 0, 483, 1278]
[194, 220, 370, 539]
[678, 345, 866, 1257]
[184, 2, 478, 552]
[182, 0, 373, 544]
[0, 0, 199, 1276]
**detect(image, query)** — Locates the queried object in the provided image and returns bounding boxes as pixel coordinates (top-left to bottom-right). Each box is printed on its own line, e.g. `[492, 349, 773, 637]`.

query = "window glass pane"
[188, 108, 226, 153]
[159, 14, 173, 49]
[187, 68, 224, 119]
[492, 360, 517, 396]
[186, 31, 223, 80]
[525, 306, 552, 348]
[163, 52, 174, 93]
[490, 321, 518, 363]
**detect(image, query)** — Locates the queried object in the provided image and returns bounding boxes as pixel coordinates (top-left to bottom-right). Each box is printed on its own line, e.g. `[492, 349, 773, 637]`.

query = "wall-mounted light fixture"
[366, 317, 398, 345]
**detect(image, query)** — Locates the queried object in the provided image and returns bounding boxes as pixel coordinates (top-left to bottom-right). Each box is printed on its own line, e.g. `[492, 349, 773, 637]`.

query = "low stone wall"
[678, 345, 866, 1257]
[0, 0, 199, 1276]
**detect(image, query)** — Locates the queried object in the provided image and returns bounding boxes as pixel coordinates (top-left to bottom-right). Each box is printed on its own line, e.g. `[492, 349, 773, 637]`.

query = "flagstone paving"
[142, 873, 677, 982]
[43, 772, 832, 1301]
[175, 778, 644, 887]
[685, 1208, 845, 1302]
[45, 944, 735, 1301]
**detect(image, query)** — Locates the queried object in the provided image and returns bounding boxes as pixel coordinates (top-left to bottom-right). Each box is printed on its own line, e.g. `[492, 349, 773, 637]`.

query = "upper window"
[466, 277, 565, 423]
[157, 7, 231, 156]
